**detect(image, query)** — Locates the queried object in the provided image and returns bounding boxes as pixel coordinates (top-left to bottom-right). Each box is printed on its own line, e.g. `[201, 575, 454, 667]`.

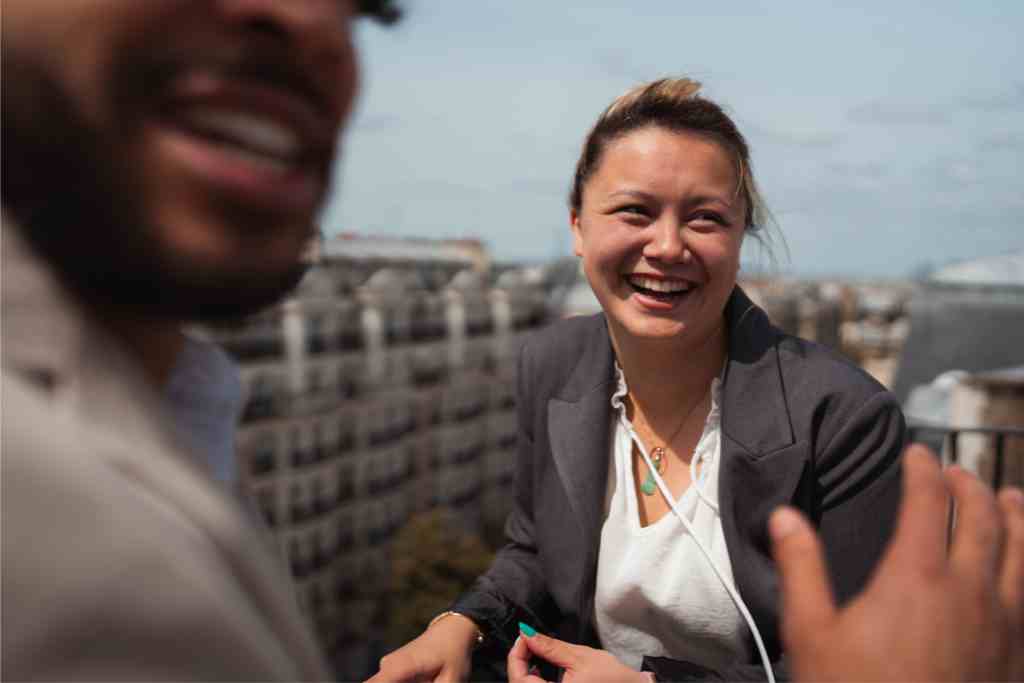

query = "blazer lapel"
[547, 387, 614, 548]
[719, 287, 810, 657]
[545, 316, 616, 612]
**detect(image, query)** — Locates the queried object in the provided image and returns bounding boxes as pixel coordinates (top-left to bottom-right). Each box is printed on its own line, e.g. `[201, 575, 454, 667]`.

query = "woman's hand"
[365, 613, 479, 683]
[508, 628, 652, 683]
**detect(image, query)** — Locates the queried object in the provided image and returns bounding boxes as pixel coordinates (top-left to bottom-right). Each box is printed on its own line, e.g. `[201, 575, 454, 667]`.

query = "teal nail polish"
[518, 621, 537, 637]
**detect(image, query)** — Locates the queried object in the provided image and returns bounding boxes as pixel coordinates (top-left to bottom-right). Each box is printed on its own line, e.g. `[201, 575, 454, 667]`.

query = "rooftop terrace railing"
[907, 422, 1024, 489]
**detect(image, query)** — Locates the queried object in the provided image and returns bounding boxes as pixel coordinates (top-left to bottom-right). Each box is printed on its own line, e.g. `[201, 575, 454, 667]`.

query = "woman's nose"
[642, 219, 688, 263]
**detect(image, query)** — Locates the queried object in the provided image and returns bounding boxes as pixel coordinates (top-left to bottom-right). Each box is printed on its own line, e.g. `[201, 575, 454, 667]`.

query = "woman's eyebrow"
[683, 194, 735, 209]
[606, 189, 735, 210]
[606, 189, 657, 202]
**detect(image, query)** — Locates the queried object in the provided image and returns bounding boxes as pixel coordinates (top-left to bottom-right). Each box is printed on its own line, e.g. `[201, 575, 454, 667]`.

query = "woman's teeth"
[626, 275, 692, 295]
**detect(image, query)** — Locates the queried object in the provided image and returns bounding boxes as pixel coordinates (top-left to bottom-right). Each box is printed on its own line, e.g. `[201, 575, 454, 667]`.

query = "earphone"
[619, 413, 776, 683]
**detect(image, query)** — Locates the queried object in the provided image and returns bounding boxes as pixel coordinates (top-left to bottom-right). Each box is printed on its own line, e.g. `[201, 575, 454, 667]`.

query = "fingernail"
[1001, 487, 1024, 507]
[518, 621, 537, 637]
[769, 507, 801, 541]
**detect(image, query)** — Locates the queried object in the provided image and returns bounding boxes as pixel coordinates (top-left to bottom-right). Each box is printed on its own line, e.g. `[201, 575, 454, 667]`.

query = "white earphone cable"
[622, 415, 775, 683]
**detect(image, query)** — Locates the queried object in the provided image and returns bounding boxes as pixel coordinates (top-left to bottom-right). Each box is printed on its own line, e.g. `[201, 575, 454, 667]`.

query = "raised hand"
[771, 444, 1024, 682]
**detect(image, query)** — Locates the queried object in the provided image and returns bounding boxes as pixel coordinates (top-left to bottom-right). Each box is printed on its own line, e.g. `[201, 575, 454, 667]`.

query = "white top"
[594, 365, 752, 671]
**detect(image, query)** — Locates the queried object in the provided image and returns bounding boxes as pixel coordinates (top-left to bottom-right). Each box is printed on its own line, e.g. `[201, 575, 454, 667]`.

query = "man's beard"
[1, 47, 311, 323]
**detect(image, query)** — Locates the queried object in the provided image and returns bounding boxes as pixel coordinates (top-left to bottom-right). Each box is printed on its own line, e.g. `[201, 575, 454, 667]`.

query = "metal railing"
[907, 422, 1024, 489]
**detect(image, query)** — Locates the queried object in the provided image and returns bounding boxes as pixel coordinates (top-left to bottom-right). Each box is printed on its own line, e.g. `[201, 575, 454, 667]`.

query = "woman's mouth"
[625, 274, 696, 304]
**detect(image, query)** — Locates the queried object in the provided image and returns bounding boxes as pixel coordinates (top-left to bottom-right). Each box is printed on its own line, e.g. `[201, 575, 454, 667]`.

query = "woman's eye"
[691, 211, 727, 226]
[616, 205, 649, 217]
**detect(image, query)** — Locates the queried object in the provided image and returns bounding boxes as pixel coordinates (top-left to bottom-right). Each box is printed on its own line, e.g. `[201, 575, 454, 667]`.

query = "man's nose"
[217, 0, 358, 107]
[220, 0, 353, 50]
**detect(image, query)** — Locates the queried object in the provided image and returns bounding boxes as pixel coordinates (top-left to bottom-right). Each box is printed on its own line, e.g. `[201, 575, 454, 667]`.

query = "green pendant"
[640, 446, 666, 496]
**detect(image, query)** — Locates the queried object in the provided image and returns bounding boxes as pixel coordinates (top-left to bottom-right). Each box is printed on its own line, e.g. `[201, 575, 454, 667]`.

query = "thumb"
[769, 506, 837, 645]
[520, 631, 581, 670]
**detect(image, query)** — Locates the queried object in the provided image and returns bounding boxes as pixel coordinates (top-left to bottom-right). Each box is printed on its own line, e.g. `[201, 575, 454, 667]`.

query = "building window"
[337, 307, 364, 351]
[312, 423, 325, 463]
[290, 427, 312, 468]
[249, 432, 278, 476]
[336, 465, 355, 504]
[256, 489, 277, 527]
[306, 315, 327, 354]
[337, 420, 355, 455]
[289, 483, 310, 524]
[288, 537, 309, 579]
[242, 375, 277, 422]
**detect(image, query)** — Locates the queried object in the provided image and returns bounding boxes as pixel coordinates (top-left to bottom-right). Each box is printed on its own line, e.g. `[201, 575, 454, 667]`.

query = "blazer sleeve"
[450, 339, 558, 654]
[813, 389, 905, 604]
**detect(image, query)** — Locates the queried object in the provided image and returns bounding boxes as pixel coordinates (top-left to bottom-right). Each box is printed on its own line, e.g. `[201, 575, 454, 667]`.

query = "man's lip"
[155, 122, 324, 215]
[161, 72, 340, 160]
[151, 71, 338, 215]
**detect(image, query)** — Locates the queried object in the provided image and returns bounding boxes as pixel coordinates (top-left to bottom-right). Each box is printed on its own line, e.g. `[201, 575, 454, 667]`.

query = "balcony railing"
[907, 422, 1024, 489]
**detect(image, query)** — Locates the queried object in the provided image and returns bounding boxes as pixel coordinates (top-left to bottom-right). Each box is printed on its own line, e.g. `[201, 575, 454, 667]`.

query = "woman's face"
[571, 126, 746, 349]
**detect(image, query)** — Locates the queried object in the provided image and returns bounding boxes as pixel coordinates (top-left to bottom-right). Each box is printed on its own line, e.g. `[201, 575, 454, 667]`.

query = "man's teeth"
[183, 108, 301, 162]
[628, 275, 692, 294]
[215, 144, 292, 173]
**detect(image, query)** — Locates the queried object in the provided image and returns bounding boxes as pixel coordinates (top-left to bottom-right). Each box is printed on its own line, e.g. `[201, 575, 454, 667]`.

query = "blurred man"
[2, 1, 393, 679]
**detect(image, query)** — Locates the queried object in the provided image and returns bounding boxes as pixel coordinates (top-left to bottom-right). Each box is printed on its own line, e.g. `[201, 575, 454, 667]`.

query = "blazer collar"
[545, 286, 796, 536]
[546, 315, 616, 562]
[720, 286, 795, 458]
[2, 212, 86, 387]
[548, 288, 796, 460]
[1, 214, 206, 472]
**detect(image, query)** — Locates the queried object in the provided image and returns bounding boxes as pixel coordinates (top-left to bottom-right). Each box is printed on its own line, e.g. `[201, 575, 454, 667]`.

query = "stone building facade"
[207, 235, 547, 678]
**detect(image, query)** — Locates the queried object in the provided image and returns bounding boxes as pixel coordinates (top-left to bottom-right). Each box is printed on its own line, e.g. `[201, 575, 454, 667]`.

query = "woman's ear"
[570, 208, 584, 257]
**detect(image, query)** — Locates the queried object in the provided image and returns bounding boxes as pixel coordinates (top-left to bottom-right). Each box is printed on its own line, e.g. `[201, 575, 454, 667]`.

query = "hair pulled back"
[569, 78, 769, 236]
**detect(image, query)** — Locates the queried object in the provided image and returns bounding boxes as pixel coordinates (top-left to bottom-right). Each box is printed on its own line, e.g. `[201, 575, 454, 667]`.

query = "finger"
[885, 445, 949, 573]
[365, 653, 425, 683]
[769, 505, 836, 644]
[363, 669, 417, 683]
[364, 670, 412, 683]
[508, 637, 550, 683]
[945, 466, 1004, 584]
[507, 636, 532, 681]
[520, 631, 581, 670]
[997, 488, 1024, 627]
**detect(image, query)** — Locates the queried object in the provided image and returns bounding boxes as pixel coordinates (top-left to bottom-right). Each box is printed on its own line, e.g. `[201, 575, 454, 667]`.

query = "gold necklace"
[630, 390, 707, 496]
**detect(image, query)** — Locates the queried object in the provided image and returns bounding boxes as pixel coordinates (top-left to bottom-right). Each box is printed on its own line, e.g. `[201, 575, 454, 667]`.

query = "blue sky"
[321, 1, 1023, 277]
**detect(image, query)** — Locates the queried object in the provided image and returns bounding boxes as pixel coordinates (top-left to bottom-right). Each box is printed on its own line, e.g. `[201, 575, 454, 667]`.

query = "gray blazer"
[453, 287, 905, 681]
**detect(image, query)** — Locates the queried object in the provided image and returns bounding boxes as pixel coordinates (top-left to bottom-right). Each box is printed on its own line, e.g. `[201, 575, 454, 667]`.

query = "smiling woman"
[369, 78, 907, 683]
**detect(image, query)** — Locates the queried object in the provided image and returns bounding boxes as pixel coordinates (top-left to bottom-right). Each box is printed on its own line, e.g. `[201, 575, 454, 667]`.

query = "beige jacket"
[1, 219, 330, 681]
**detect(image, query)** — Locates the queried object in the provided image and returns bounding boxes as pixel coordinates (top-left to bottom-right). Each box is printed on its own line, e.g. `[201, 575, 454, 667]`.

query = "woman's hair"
[569, 78, 774, 246]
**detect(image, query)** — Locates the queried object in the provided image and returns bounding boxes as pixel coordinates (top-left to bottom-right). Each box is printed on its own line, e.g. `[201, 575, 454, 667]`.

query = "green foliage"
[386, 508, 494, 646]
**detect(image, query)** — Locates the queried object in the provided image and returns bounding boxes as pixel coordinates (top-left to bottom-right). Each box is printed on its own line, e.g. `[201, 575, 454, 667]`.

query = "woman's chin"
[614, 316, 690, 344]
